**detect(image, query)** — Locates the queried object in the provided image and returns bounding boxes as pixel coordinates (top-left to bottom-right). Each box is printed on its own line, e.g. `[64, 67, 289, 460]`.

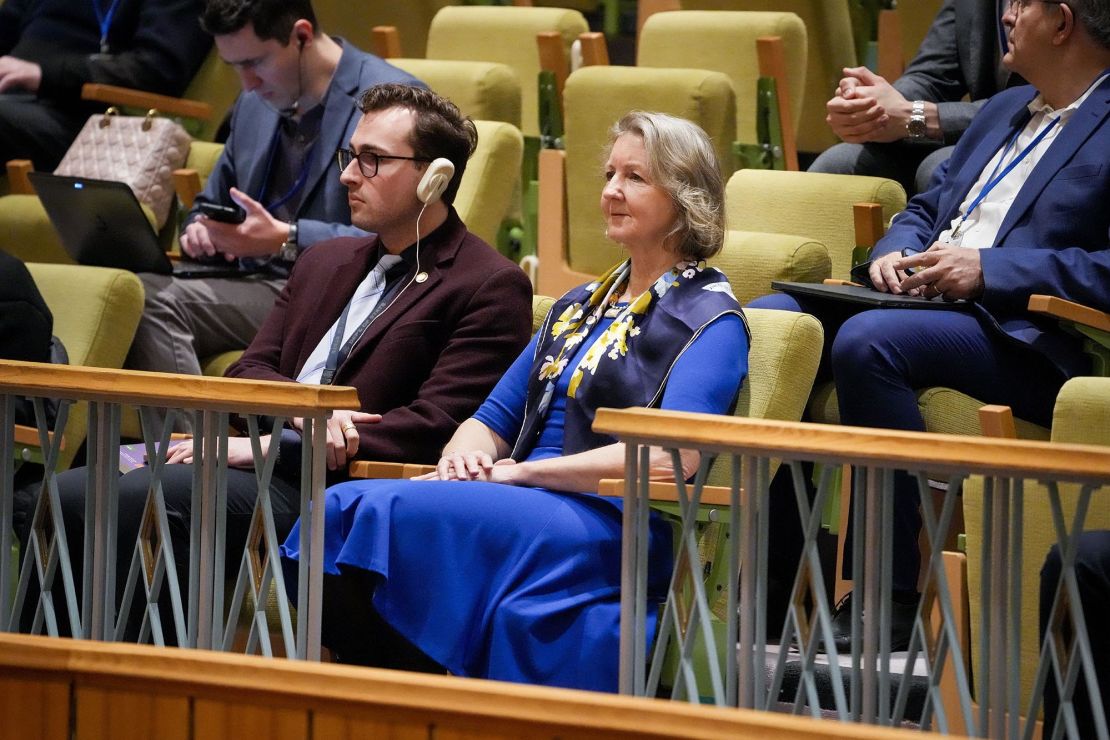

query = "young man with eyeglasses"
[125, 0, 423, 379]
[14, 83, 533, 642]
[753, 0, 1110, 653]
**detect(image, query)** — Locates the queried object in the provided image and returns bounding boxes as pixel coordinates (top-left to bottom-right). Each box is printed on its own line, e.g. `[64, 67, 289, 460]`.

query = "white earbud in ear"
[416, 157, 455, 204]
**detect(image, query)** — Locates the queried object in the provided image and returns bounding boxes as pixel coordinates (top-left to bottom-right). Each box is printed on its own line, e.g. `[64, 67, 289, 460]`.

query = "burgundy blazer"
[226, 209, 533, 470]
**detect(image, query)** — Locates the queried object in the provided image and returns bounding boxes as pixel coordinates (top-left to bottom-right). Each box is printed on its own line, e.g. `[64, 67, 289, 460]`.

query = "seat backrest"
[638, 11, 807, 147]
[426, 6, 589, 138]
[563, 65, 735, 277]
[678, 0, 857, 153]
[181, 47, 242, 142]
[710, 229, 830, 305]
[725, 169, 906, 281]
[0, 195, 69, 265]
[453, 120, 524, 248]
[24, 263, 145, 470]
[388, 59, 523, 129]
[313, 0, 453, 63]
[707, 307, 822, 485]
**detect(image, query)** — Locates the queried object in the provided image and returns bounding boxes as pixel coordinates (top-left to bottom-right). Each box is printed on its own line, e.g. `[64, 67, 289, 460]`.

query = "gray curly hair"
[605, 111, 726, 260]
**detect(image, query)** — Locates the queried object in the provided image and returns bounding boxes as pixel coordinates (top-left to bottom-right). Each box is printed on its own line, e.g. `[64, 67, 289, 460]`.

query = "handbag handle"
[97, 106, 161, 131]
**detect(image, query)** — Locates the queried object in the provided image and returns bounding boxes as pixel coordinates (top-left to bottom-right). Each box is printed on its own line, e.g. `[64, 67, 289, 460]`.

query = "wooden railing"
[0, 360, 359, 661]
[595, 408, 1110, 738]
[0, 633, 929, 740]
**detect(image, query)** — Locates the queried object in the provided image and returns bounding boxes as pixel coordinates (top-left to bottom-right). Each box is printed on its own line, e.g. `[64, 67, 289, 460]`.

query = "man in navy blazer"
[762, 0, 1110, 650]
[126, 0, 423, 380]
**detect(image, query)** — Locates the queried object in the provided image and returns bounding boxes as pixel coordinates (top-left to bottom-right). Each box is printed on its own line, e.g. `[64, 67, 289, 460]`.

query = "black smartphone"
[196, 201, 246, 224]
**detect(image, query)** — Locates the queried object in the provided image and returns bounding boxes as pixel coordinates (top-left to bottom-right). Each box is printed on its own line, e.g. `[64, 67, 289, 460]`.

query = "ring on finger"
[341, 423, 356, 434]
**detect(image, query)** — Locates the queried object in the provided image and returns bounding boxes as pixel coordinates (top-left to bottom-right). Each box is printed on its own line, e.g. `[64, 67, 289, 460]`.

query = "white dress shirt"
[935, 72, 1110, 250]
[297, 253, 403, 384]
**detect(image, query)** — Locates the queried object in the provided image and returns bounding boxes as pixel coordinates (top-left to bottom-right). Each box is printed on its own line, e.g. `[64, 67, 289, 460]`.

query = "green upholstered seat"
[425, 6, 589, 139]
[676, 0, 857, 154]
[711, 229, 830, 307]
[725, 168, 906, 283]
[638, 10, 807, 149]
[389, 58, 522, 129]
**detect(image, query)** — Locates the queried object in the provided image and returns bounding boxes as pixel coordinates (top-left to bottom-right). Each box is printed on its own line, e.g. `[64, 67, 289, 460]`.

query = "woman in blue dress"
[282, 111, 750, 691]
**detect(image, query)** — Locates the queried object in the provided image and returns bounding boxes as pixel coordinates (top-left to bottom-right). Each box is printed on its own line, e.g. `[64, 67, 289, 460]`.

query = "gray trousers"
[808, 140, 956, 196]
[126, 272, 285, 376]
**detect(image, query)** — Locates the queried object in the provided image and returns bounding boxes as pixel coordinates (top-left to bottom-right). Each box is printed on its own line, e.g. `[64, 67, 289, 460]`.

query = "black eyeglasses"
[336, 148, 431, 178]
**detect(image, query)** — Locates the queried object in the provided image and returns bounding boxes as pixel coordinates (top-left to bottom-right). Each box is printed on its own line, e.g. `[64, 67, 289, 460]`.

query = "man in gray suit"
[810, 0, 1021, 194]
[127, 0, 422, 378]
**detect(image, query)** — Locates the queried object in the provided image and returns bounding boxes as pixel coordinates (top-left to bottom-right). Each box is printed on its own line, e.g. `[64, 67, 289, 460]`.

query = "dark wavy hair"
[358, 84, 479, 206]
[201, 0, 317, 43]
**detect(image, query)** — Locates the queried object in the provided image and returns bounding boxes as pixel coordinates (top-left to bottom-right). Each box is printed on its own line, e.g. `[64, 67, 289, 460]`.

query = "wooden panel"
[194, 698, 307, 740]
[372, 26, 402, 59]
[76, 685, 189, 740]
[6, 159, 35, 194]
[314, 712, 427, 740]
[756, 36, 799, 172]
[0, 675, 70, 740]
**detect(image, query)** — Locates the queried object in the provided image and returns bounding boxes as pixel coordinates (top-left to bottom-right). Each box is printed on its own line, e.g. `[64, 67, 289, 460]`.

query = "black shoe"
[829, 591, 917, 652]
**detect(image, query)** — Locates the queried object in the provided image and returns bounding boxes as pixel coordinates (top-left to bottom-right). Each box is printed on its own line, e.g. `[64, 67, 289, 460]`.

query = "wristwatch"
[279, 221, 299, 262]
[906, 100, 928, 141]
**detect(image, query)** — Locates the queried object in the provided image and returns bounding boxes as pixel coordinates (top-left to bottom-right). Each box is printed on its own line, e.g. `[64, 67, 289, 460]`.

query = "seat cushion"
[712, 229, 830, 306]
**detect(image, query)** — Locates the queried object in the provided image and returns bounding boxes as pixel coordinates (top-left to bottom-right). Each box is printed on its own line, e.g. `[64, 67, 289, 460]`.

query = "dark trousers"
[748, 293, 1065, 591]
[12, 463, 300, 641]
[1040, 530, 1110, 738]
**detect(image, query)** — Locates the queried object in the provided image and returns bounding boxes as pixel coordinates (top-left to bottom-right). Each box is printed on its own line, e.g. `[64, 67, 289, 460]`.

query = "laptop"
[29, 172, 245, 279]
[771, 281, 971, 310]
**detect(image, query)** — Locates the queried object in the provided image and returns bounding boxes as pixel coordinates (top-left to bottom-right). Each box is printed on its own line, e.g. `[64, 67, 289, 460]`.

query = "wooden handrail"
[592, 407, 1110, 482]
[1028, 294, 1110, 333]
[0, 634, 927, 739]
[81, 83, 212, 121]
[0, 360, 359, 417]
[13, 423, 60, 450]
[173, 168, 203, 209]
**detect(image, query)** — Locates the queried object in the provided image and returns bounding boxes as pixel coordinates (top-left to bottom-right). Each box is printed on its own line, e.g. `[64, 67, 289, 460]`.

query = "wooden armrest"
[1028, 294, 1110, 334]
[5, 159, 35, 195]
[823, 279, 863, 287]
[755, 36, 798, 172]
[348, 460, 435, 479]
[597, 478, 733, 507]
[536, 31, 568, 98]
[13, 424, 59, 450]
[371, 25, 401, 58]
[636, 0, 681, 39]
[979, 405, 1018, 440]
[173, 168, 202, 210]
[853, 202, 885, 250]
[81, 83, 212, 121]
[576, 32, 609, 67]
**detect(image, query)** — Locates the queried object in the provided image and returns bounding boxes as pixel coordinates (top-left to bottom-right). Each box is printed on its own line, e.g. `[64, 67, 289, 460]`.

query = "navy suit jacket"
[875, 76, 1110, 377]
[187, 38, 423, 251]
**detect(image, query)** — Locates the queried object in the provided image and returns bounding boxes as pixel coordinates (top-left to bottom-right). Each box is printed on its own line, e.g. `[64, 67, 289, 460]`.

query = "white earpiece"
[416, 157, 455, 204]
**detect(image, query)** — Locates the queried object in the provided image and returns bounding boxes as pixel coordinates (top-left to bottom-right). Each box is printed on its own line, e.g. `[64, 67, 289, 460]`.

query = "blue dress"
[282, 311, 747, 691]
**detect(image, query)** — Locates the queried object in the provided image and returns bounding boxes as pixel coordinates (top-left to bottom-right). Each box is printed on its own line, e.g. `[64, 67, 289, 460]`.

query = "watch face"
[908, 117, 927, 139]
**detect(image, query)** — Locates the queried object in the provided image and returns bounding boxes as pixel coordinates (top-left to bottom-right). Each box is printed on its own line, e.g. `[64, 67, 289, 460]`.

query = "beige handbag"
[54, 107, 191, 230]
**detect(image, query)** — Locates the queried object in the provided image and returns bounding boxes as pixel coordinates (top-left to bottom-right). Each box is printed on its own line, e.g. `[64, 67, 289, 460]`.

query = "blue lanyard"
[93, 0, 123, 53]
[951, 114, 1060, 238]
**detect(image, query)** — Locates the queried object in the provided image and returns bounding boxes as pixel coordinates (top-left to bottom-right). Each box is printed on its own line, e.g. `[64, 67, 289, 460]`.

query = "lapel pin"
[415, 272, 428, 283]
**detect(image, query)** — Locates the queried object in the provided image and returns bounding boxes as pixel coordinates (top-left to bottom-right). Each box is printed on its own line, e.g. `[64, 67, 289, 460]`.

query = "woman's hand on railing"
[418, 450, 500, 482]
